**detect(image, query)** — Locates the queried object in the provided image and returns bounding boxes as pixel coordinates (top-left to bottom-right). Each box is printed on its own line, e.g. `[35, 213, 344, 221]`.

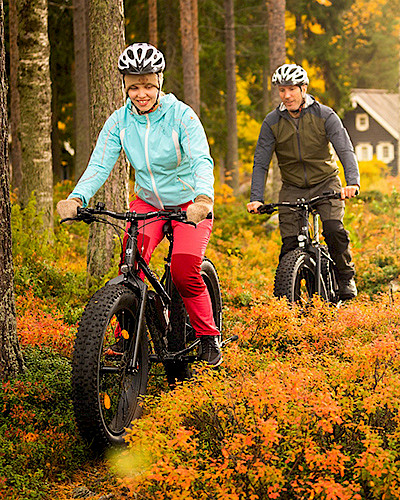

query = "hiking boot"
[199, 335, 223, 367]
[105, 336, 125, 356]
[338, 276, 357, 300]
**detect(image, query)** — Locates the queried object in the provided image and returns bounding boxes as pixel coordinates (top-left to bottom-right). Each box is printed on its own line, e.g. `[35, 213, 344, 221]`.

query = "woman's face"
[126, 74, 159, 113]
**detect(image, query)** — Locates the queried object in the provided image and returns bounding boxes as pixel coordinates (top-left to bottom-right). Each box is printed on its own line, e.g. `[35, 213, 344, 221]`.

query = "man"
[247, 63, 360, 300]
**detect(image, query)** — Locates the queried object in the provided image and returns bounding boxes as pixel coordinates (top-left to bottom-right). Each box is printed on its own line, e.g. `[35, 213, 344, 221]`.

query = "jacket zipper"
[145, 115, 164, 208]
[177, 176, 195, 193]
[294, 118, 308, 187]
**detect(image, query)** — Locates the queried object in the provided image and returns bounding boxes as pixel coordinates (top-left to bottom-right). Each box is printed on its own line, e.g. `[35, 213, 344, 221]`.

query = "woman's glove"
[56, 198, 82, 225]
[186, 195, 213, 224]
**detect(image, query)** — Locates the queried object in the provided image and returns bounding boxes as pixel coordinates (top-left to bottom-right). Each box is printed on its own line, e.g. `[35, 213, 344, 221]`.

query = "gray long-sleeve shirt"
[250, 94, 360, 202]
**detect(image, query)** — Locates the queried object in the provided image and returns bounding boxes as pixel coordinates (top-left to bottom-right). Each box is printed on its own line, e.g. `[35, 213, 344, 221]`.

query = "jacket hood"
[278, 93, 315, 114]
[126, 93, 178, 123]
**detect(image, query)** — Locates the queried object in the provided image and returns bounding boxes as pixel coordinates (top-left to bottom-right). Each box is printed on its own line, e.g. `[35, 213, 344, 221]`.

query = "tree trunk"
[17, 0, 53, 231]
[8, 0, 23, 195]
[165, 0, 181, 96]
[73, 0, 91, 181]
[191, 0, 200, 111]
[0, 0, 25, 379]
[266, 0, 286, 201]
[224, 0, 239, 194]
[149, 0, 158, 47]
[86, 0, 128, 286]
[179, 0, 200, 115]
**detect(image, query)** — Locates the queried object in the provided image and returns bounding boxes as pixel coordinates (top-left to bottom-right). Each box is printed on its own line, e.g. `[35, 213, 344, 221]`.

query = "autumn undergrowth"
[3, 179, 400, 499]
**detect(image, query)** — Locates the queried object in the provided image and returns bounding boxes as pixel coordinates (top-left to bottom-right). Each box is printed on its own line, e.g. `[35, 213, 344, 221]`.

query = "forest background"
[2, 0, 400, 498]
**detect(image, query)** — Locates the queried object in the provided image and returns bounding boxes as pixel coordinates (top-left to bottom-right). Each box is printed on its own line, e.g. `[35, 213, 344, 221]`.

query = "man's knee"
[279, 235, 298, 261]
[322, 219, 350, 255]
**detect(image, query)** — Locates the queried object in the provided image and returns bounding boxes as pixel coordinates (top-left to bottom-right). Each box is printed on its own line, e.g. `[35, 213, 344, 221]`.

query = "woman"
[57, 43, 222, 366]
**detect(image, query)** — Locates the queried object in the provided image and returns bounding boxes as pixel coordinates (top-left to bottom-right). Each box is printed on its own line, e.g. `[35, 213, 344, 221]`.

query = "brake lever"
[258, 204, 276, 215]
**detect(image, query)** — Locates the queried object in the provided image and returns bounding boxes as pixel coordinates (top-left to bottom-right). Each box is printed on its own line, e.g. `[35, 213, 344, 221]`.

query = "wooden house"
[342, 89, 399, 175]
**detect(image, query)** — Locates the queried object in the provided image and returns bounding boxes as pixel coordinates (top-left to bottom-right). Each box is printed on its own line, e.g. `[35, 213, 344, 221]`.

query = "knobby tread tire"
[273, 248, 327, 303]
[72, 284, 148, 453]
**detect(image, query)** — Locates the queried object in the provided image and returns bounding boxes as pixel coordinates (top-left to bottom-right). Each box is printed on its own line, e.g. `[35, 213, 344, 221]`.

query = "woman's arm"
[68, 112, 123, 206]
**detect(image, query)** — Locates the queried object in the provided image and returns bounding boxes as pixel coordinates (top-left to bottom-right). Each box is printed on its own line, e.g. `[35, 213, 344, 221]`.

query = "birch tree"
[16, 0, 53, 230]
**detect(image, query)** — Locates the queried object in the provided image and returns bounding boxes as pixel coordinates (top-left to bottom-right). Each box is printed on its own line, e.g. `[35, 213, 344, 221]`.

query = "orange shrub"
[16, 291, 76, 356]
[113, 294, 400, 500]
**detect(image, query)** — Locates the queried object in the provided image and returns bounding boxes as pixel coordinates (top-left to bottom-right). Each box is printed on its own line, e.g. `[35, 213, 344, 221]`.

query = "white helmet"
[272, 64, 309, 86]
[118, 43, 165, 75]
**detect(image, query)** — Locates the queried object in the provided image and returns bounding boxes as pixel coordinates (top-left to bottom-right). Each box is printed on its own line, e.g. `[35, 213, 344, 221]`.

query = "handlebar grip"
[258, 204, 276, 215]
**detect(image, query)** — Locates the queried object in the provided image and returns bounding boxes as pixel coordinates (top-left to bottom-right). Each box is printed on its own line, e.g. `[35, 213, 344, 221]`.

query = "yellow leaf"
[104, 393, 111, 409]
[121, 329, 129, 339]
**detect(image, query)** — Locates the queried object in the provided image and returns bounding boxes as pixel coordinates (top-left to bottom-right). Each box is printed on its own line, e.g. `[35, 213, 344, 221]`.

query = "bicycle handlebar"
[60, 203, 193, 225]
[257, 191, 343, 215]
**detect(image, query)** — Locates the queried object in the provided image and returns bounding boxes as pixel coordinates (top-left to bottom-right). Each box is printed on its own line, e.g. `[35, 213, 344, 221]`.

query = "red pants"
[123, 198, 219, 337]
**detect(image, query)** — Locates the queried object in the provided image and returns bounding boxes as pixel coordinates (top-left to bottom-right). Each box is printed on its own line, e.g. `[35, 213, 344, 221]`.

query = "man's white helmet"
[118, 43, 165, 75]
[272, 64, 309, 86]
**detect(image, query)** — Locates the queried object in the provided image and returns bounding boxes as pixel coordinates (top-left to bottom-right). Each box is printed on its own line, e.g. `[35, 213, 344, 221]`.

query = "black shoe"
[338, 277, 357, 300]
[199, 335, 223, 367]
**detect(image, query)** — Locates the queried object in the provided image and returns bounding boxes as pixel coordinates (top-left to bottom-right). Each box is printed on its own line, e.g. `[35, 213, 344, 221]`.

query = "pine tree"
[0, 0, 24, 379]
[86, 0, 129, 285]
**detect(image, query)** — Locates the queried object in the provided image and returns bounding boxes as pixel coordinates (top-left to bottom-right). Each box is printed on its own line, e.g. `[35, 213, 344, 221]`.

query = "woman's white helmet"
[272, 64, 309, 86]
[118, 43, 165, 75]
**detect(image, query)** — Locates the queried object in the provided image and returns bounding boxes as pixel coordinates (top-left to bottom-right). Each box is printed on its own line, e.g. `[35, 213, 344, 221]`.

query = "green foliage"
[0, 347, 89, 499]
[11, 193, 89, 324]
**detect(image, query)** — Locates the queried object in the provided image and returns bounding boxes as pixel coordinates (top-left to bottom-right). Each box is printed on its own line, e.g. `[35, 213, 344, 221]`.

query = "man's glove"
[56, 198, 82, 225]
[186, 195, 213, 224]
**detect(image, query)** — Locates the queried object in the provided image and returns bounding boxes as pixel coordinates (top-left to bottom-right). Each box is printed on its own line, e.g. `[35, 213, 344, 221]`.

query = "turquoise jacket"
[69, 93, 214, 209]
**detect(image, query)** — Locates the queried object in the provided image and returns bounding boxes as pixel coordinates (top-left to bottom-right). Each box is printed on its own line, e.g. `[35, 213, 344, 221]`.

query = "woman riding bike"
[57, 42, 222, 367]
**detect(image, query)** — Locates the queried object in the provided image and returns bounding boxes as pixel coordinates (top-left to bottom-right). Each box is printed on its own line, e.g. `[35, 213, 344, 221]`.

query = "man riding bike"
[247, 64, 360, 300]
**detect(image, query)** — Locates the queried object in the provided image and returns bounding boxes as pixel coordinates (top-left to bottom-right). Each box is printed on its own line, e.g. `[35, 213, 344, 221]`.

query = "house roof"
[350, 89, 399, 140]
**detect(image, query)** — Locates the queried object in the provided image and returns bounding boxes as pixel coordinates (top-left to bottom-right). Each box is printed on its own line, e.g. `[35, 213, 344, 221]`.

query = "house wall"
[342, 104, 398, 175]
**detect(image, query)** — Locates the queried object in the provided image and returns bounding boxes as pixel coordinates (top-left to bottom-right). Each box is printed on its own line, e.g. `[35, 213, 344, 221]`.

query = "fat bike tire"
[72, 284, 149, 453]
[164, 258, 223, 385]
[273, 248, 328, 304]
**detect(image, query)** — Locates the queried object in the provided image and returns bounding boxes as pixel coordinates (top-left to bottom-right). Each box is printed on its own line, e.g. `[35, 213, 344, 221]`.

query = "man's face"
[278, 84, 307, 113]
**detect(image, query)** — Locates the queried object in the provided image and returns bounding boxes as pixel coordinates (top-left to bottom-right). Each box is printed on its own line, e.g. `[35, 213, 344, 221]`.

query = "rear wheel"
[164, 258, 223, 385]
[274, 248, 328, 304]
[72, 284, 149, 453]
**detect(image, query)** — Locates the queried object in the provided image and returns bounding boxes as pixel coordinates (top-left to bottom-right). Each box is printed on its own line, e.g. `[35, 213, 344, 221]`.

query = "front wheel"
[164, 258, 223, 385]
[72, 284, 149, 453]
[274, 248, 328, 304]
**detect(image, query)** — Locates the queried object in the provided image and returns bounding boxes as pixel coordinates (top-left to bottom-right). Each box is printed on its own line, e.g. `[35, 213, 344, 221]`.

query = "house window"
[355, 113, 369, 132]
[355, 143, 373, 161]
[376, 142, 394, 163]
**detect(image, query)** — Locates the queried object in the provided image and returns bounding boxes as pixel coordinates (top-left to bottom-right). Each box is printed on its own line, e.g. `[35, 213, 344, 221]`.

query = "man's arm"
[249, 118, 276, 203]
[324, 108, 360, 189]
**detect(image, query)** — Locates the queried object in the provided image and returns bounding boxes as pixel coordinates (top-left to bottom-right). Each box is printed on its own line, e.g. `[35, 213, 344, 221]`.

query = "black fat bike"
[258, 191, 342, 305]
[62, 203, 234, 453]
